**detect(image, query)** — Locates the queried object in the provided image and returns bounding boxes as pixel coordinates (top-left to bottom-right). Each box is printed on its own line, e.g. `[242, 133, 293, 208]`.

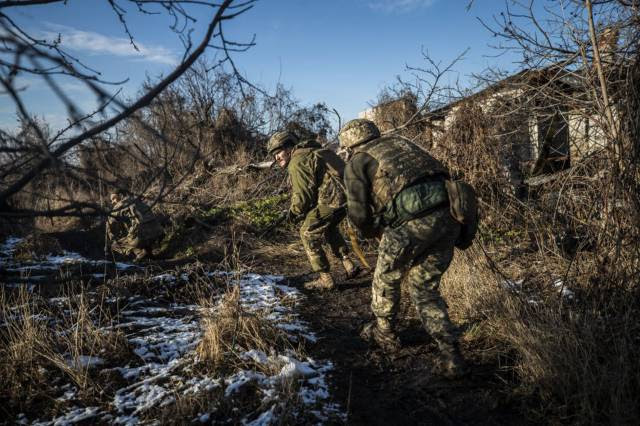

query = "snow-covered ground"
[0, 237, 137, 280]
[1, 237, 344, 425]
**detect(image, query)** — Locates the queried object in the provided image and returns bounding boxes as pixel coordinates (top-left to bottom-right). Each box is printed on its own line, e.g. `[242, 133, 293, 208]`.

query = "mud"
[293, 270, 531, 426]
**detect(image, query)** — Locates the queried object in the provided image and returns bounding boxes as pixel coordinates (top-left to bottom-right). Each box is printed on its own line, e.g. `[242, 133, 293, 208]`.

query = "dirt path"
[291, 270, 529, 426]
[205, 231, 530, 425]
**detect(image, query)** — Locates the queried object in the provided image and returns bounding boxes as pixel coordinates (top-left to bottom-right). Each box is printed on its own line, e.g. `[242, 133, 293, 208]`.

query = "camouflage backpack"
[444, 180, 479, 250]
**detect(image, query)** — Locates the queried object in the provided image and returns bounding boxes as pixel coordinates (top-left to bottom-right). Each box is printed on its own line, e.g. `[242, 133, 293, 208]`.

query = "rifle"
[345, 221, 371, 269]
[307, 205, 371, 270]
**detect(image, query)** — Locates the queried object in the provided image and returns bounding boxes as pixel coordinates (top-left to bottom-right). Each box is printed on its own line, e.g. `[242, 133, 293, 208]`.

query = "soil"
[8, 227, 533, 425]
[293, 271, 530, 426]
[252, 234, 531, 425]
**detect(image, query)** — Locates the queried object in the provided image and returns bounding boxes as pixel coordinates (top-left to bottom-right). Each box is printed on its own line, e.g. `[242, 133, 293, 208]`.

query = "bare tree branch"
[0, 0, 258, 217]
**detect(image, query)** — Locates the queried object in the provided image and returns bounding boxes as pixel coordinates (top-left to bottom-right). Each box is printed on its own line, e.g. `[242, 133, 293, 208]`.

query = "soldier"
[107, 190, 164, 261]
[339, 119, 466, 377]
[267, 130, 359, 290]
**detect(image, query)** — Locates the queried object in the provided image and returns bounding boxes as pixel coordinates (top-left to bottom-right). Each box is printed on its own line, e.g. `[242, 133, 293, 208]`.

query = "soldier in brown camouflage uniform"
[107, 190, 164, 261]
[339, 119, 466, 377]
[267, 131, 359, 290]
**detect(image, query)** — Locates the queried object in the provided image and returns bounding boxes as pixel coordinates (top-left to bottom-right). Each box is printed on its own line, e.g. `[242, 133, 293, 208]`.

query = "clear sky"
[1, 0, 526, 132]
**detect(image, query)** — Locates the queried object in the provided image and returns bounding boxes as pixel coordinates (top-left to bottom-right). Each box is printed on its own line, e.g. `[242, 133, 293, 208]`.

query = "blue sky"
[1, 0, 525, 132]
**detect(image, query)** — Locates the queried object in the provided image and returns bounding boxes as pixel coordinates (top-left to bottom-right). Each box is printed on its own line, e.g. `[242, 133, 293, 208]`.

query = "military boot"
[360, 321, 401, 352]
[433, 340, 468, 379]
[304, 272, 336, 291]
[341, 257, 361, 279]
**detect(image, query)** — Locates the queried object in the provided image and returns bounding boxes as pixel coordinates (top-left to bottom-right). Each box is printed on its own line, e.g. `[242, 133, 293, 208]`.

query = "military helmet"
[338, 119, 381, 148]
[267, 131, 299, 155]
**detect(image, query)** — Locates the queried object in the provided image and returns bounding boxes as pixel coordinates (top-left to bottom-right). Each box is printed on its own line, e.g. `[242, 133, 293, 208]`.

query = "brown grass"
[197, 286, 293, 373]
[443, 247, 640, 424]
[13, 232, 63, 261]
[0, 287, 132, 417]
[428, 95, 640, 423]
[0, 290, 53, 412]
[157, 285, 307, 423]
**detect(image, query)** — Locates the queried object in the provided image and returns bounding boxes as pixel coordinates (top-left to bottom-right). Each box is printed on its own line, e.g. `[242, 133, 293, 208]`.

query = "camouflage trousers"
[372, 207, 460, 345]
[111, 233, 162, 258]
[300, 205, 349, 273]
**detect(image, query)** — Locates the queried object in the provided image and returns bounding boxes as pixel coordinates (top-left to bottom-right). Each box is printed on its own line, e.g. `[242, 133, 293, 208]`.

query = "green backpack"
[445, 180, 479, 250]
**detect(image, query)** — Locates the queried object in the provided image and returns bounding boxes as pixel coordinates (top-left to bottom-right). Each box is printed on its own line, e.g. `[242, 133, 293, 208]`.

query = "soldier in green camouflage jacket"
[267, 131, 358, 290]
[339, 119, 467, 378]
[107, 190, 164, 261]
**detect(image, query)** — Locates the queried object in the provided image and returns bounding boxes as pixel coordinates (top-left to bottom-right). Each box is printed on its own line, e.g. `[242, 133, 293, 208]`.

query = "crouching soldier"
[107, 190, 164, 261]
[339, 119, 466, 377]
[267, 130, 359, 290]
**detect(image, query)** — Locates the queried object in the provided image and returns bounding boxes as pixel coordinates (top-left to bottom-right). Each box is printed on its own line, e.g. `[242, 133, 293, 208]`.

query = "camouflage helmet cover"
[267, 131, 299, 154]
[338, 119, 381, 148]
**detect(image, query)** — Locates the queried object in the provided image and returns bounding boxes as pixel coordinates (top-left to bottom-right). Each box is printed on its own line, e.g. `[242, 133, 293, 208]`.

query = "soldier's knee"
[302, 231, 324, 248]
[374, 268, 403, 285]
[300, 233, 313, 251]
[417, 300, 451, 325]
[423, 306, 448, 320]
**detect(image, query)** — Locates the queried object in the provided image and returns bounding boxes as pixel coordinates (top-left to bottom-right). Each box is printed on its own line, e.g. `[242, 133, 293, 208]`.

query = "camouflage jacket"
[287, 139, 346, 219]
[345, 136, 449, 237]
[108, 197, 162, 242]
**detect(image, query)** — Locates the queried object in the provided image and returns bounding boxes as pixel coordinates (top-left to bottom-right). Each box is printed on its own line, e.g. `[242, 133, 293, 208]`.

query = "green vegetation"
[155, 194, 290, 258]
[477, 224, 527, 245]
[202, 194, 289, 229]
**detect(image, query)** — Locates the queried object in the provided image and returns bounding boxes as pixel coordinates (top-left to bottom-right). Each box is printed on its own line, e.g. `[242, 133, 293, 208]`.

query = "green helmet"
[267, 131, 298, 155]
[338, 119, 380, 148]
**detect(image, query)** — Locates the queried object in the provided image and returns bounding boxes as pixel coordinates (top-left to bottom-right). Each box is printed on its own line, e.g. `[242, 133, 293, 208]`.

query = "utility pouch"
[383, 179, 449, 228]
[444, 179, 479, 250]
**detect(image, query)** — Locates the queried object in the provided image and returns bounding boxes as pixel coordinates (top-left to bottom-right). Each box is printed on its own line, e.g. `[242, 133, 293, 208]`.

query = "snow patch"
[33, 406, 101, 425]
[66, 355, 105, 369]
[242, 349, 269, 365]
[0, 236, 22, 257]
[1, 243, 343, 425]
[553, 279, 575, 300]
[152, 273, 176, 283]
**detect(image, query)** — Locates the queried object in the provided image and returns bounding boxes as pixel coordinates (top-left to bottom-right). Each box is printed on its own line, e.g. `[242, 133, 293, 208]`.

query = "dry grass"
[428, 94, 640, 423]
[0, 287, 132, 417]
[1, 260, 306, 423]
[441, 247, 505, 327]
[13, 232, 63, 261]
[443, 248, 640, 424]
[154, 370, 303, 425]
[159, 284, 308, 424]
[197, 286, 293, 373]
[0, 290, 53, 412]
